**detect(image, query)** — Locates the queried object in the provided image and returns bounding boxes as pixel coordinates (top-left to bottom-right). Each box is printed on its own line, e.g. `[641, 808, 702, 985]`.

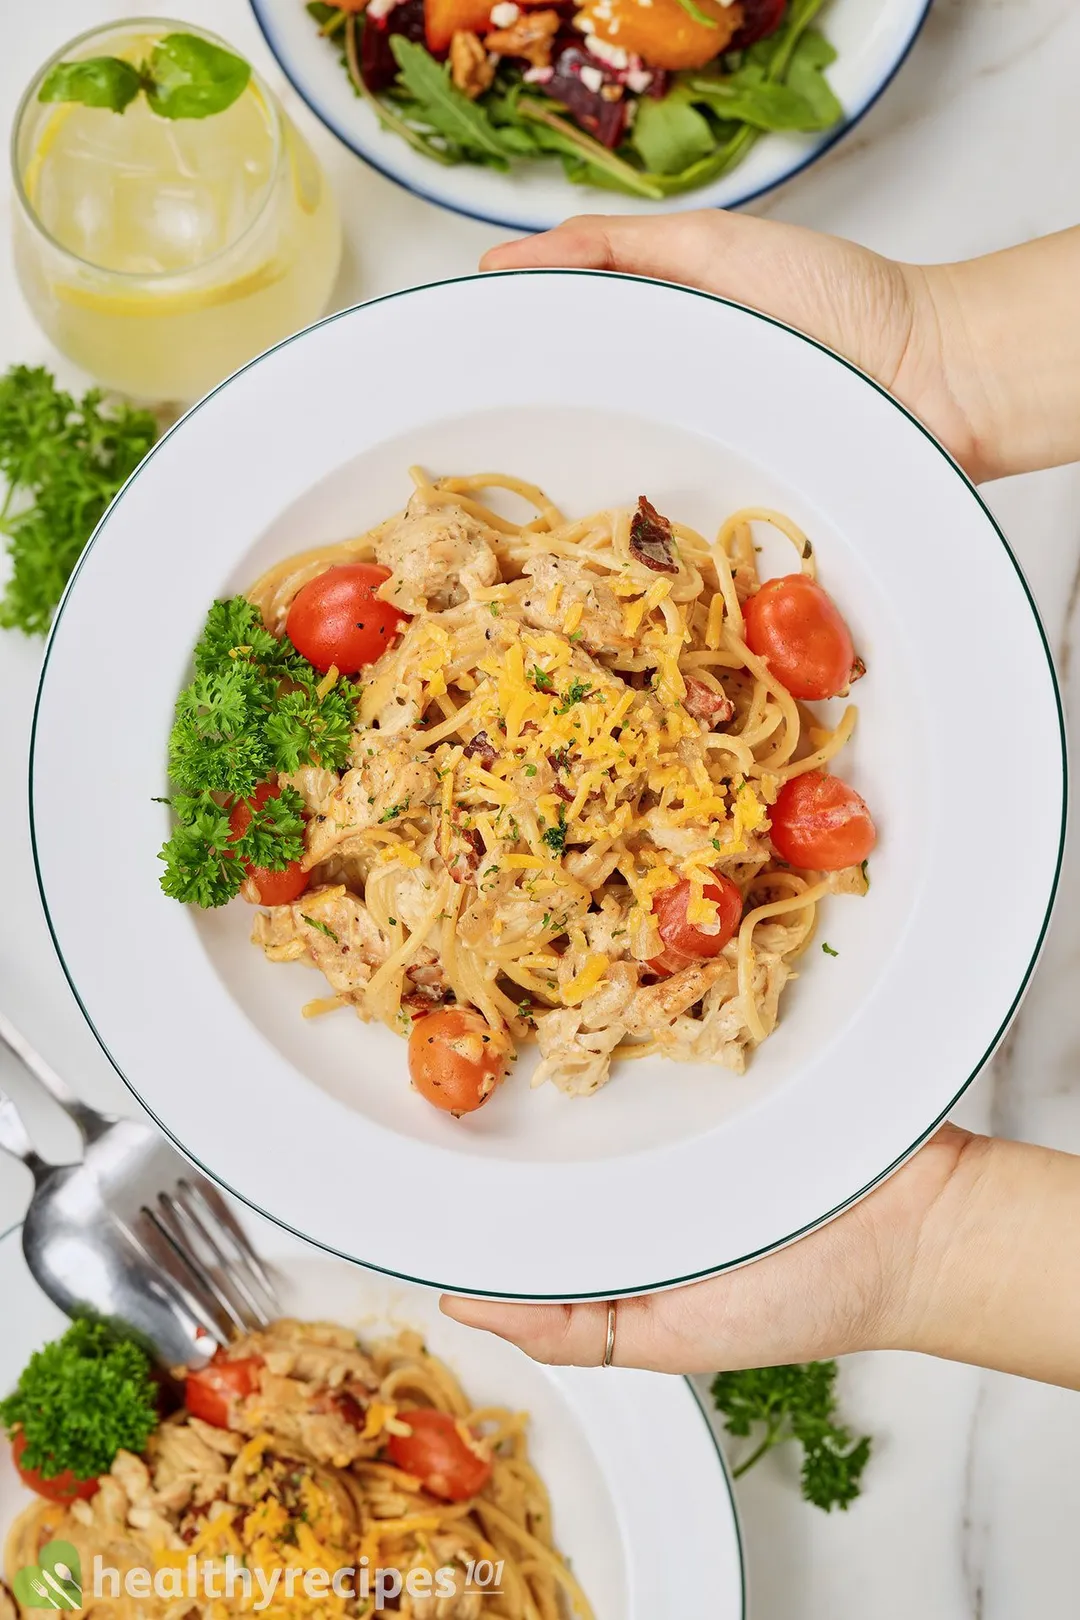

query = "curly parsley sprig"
[711, 1360, 872, 1512]
[0, 1320, 158, 1482]
[158, 597, 355, 908]
[0, 366, 157, 636]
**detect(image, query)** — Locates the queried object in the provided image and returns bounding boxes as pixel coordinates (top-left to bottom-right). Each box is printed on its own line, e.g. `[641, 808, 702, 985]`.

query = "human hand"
[481, 212, 1002, 481]
[442, 1125, 974, 1374]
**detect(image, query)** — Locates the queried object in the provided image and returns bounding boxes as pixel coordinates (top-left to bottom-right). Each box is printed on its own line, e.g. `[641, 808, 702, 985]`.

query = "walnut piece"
[450, 31, 496, 98]
[486, 10, 561, 67]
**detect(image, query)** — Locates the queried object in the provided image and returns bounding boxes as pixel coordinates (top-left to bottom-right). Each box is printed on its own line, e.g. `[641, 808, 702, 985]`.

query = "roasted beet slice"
[730, 0, 787, 50]
[544, 34, 628, 149]
[629, 496, 678, 574]
[358, 0, 427, 93]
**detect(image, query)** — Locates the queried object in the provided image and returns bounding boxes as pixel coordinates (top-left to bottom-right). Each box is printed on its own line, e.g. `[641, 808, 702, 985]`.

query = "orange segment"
[576, 0, 744, 71]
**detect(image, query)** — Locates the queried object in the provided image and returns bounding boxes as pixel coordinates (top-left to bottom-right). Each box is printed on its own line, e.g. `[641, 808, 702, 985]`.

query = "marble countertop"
[2, 1, 1079, 1614]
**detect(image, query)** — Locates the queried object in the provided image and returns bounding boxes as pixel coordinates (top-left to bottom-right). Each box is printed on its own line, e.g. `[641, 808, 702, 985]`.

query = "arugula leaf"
[0, 1320, 158, 1483]
[389, 37, 510, 165]
[343, 18, 458, 166]
[785, 29, 843, 128]
[631, 93, 716, 175]
[145, 34, 251, 120]
[687, 77, 831, 131]
[516, 97, 664, 200]
[38, 57, 142, 114]
[0, 367, 157, 636]
[711, 1360, 872, 1512]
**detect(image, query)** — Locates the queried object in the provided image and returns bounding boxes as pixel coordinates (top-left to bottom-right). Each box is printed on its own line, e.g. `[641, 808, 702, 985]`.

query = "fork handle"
[0, 1088, 52, 1185]
[0, 1009, 110, 1145]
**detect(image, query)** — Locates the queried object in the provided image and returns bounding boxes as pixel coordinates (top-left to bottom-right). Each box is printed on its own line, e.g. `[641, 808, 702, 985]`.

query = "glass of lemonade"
[11, 19, 342, 403]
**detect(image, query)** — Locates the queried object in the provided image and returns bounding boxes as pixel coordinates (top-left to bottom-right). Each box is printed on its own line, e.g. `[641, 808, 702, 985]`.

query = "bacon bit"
[684, 676, 735, 727]
[444, 825, 484, 884]
[463, 730, 498, 770]
[402, 985, 454, 1014]
[552, 780, 574, 803]
[849, 655, 867, 684]
[312, 1388, 368, 1428]
[629, 496, 678, 574]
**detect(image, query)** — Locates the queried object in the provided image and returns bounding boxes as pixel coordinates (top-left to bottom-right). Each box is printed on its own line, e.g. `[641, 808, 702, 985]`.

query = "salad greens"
[0, 1320, 158, 1483]
[309, 0, 842, 198]
[0, 366, 157, 637]
[158, 598, 356, 908]
[39, 33, 251, 121]
[712, 1359, 872, 1511]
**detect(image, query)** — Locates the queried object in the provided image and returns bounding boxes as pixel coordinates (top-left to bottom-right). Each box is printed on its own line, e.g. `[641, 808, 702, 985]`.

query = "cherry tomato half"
[769, 770, 877, 871]
[286, 564, 408, 675]
[12, 1430, 99, 1504]
[648, 874, 744, 975]
[407, 1006, 509, 1116]
[229, 782, 310, 907]
[743, 575, 857, 701]
[387, 1408, 492, 1502]
[184, 1353, 264, 1429]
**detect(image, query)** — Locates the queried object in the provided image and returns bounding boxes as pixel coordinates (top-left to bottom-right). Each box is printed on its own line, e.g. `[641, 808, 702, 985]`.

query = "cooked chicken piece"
[533, 1010, 623, 1096]
[236, 1374, 370, 1470]
[252, 887, 389, 999]
[186, 1417, 244, 1456]
[581, 894, 633, 958]
[280, 764, 341, 811]
[518, 555, 634, 655]
[564, 845, 623, 890]
[663, 958, 791, 1072]
[578, 960, 638, 1030]
[622, 957, 731, 1036]
[304, 735, 438, 868]
[148, 1420, 233, 1513]
[374, 498, 499, 614]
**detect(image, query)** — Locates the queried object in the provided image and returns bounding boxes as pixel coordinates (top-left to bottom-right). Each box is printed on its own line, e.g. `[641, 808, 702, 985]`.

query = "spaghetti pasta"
[242, 472, 871, 1101]
[3, 1319, 591, 1620]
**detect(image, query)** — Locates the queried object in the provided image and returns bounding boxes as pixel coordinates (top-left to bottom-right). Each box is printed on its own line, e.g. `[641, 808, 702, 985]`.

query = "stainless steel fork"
[0, 1011, 279, 1367]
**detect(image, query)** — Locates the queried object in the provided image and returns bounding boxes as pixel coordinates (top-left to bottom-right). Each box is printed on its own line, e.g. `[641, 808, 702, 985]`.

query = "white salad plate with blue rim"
[248, 0, 933, 231]
[30, 270, 1064, 1301]
[0, 1217, 745, 1619]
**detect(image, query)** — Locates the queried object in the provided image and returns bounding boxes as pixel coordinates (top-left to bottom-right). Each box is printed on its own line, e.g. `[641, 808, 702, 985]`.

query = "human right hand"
[483, 213, 1080, 484]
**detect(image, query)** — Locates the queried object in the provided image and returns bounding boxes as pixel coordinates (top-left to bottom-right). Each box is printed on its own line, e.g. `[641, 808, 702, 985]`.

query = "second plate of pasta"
[30, 271, 1064, 1298]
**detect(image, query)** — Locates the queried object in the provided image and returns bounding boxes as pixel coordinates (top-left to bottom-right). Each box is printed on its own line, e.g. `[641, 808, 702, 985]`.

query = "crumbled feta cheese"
[523, 64, 556, 83]
[625, 68, 653, 93]
[585, 35, 630, 70]
[366, 0, 400, 18]
[489, 1, 521, 24]
[579, 64, 605, 93]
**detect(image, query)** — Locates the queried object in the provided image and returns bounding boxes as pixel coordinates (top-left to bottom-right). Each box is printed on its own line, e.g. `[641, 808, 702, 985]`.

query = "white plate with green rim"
[0, 1218, 744, 1620]
[30, 270, 1065, 1299]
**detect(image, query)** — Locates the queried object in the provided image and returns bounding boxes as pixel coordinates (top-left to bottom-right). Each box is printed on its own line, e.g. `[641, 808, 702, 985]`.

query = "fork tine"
[159, 1189, 270, 1334]
[181, 1177, 280, 1314]
[150, 1195, 254, 1336]
[126, 1211, 234, 1350]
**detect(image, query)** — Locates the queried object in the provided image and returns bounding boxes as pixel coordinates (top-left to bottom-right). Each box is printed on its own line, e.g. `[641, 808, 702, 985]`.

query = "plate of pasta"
[30, 270, 1065, 1299]
[0, 1220, 744, 1620]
